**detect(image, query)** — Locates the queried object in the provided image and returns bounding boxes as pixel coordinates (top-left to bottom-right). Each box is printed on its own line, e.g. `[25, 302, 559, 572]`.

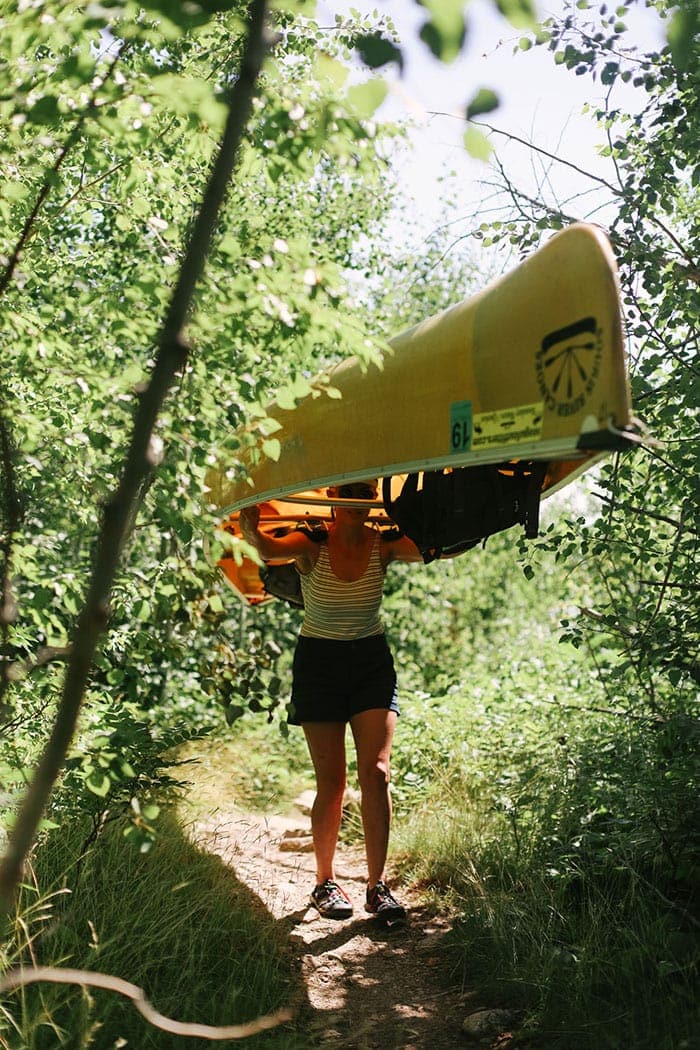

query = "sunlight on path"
[193, 803, 502, 1049]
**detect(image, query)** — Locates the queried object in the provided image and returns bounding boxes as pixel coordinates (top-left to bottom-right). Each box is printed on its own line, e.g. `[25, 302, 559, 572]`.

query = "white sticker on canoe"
[471, 402, 544, 450]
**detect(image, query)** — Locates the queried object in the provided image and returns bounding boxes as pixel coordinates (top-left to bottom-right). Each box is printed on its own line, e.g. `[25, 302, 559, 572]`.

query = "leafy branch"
[0, 42, 126, 300]
[596, 496, 699, 536]
[0, 41, 128, 714]
[639, 507, 687, 642]
[0, 0, 271, 913]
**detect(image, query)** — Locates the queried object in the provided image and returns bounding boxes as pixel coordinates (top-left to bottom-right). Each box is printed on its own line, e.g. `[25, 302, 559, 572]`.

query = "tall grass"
[0, 813, 310, 1049]
[392, 763, 699, 1050]
[380, 546, 700, 1050]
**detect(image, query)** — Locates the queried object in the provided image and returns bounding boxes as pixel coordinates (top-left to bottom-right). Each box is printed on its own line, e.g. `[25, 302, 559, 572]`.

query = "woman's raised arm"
[381, 533, 423, 566]
[239, 505, 318, 565]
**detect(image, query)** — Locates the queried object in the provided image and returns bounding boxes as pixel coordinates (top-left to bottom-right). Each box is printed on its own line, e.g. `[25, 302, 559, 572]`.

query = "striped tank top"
[299, 534, 385, 640]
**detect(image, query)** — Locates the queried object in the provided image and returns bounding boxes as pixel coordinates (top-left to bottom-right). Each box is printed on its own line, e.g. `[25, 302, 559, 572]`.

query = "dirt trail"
[194, 800, 509, 1049]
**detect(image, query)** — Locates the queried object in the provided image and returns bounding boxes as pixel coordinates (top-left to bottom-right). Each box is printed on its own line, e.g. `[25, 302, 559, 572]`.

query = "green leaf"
[313, 54, 349, 89]
[466, 88, 500, 120]
[275, 387, 297, 411]
[354, 33, 403, 70]
[150, 73, 226, 127]
[346, 80, 389, 119]
[27, 95, 61, 126]
[0, 181, 30, 201]
[262, 438, 281, 461]
[290, 375, 312, 401]
[419, 14, 466, 63]
[496, 0, 538, 30]
[38, 818, 60, 832]
[86, 772, 111, 797]
[225, 704, 246, 724]
[141, 0, 239, 30]
[463, 127, 493, 161]
[601, 61, 619, 85]
[667, 7, 699, 72]
[419, 0, 468, 61]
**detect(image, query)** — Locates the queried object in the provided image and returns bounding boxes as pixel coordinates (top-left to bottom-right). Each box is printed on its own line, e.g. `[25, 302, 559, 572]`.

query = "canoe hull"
[208, 223, 634, 517]
[210, 224, 639, 605]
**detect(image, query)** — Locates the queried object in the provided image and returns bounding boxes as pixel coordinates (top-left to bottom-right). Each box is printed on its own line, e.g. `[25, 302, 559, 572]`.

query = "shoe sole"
[365, 905, 407, 923]
[310, 901, 353, 920]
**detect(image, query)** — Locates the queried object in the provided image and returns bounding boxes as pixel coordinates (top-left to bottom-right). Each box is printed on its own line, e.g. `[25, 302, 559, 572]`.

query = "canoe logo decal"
[536, 317, 602, 417]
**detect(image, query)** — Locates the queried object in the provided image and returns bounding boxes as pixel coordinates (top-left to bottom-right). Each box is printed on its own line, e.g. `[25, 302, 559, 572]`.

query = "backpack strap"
[383, 474, 419, 541]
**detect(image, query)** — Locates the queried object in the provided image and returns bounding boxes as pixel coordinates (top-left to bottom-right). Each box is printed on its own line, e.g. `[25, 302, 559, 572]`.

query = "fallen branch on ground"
[0, 966, 294, 1040]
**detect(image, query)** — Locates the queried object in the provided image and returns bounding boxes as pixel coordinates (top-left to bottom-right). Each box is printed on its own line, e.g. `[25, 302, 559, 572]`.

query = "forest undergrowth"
[5, 530, 696, 1049]
[0, 809, 310, 1050]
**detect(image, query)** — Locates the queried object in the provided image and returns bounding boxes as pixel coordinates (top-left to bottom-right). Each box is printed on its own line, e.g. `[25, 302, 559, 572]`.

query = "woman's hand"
[238, 504, 318, 568]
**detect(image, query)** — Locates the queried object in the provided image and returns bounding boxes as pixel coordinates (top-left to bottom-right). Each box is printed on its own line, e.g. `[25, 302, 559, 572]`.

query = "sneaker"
[365, 880, 406, 922]
[310, 879, 353, 919]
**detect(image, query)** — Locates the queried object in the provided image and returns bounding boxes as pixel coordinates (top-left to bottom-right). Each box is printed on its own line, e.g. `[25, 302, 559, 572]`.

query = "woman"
[240, 480, 422, 921]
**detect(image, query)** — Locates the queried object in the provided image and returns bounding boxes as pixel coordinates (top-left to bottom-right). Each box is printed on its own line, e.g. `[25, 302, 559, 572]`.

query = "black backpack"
[382, 461, 546, 564]
[259, 522, 327, 607]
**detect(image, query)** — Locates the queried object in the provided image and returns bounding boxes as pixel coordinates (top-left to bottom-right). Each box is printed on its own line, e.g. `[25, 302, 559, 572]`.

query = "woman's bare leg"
[303, 721, 347, 884]
[349, 709, 397, 887]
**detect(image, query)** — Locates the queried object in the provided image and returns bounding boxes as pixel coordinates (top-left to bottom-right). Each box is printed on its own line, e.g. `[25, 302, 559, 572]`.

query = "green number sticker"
[450, 400, 472, 453]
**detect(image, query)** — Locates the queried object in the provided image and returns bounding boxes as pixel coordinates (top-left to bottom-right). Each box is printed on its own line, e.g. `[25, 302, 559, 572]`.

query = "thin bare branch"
[0, 967, 293, 1040]
[469, 118, 622, 196]
[0, 412, 23, 706]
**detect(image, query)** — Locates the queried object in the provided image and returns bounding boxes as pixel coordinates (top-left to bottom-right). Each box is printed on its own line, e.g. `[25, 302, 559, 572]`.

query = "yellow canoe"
[210, 223, 640, 604]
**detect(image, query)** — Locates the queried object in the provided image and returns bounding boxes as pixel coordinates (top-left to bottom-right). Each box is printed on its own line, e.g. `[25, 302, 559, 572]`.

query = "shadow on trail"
[279, 901, 472, 1050]
[194, 812, 475, 1048]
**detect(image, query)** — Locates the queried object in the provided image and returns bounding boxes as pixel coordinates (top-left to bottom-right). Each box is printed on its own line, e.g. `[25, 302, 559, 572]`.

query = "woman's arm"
[239, 505, 318, 569]
[381, 533, 424, 567]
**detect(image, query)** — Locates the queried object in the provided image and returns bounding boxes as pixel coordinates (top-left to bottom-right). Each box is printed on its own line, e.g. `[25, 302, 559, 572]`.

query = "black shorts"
[289, 634, 399, 725]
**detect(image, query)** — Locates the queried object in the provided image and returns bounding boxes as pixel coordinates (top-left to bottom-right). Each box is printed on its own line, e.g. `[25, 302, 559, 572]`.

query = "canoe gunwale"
[217, 429, 638, 517]
[575, 425, 643, 452]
